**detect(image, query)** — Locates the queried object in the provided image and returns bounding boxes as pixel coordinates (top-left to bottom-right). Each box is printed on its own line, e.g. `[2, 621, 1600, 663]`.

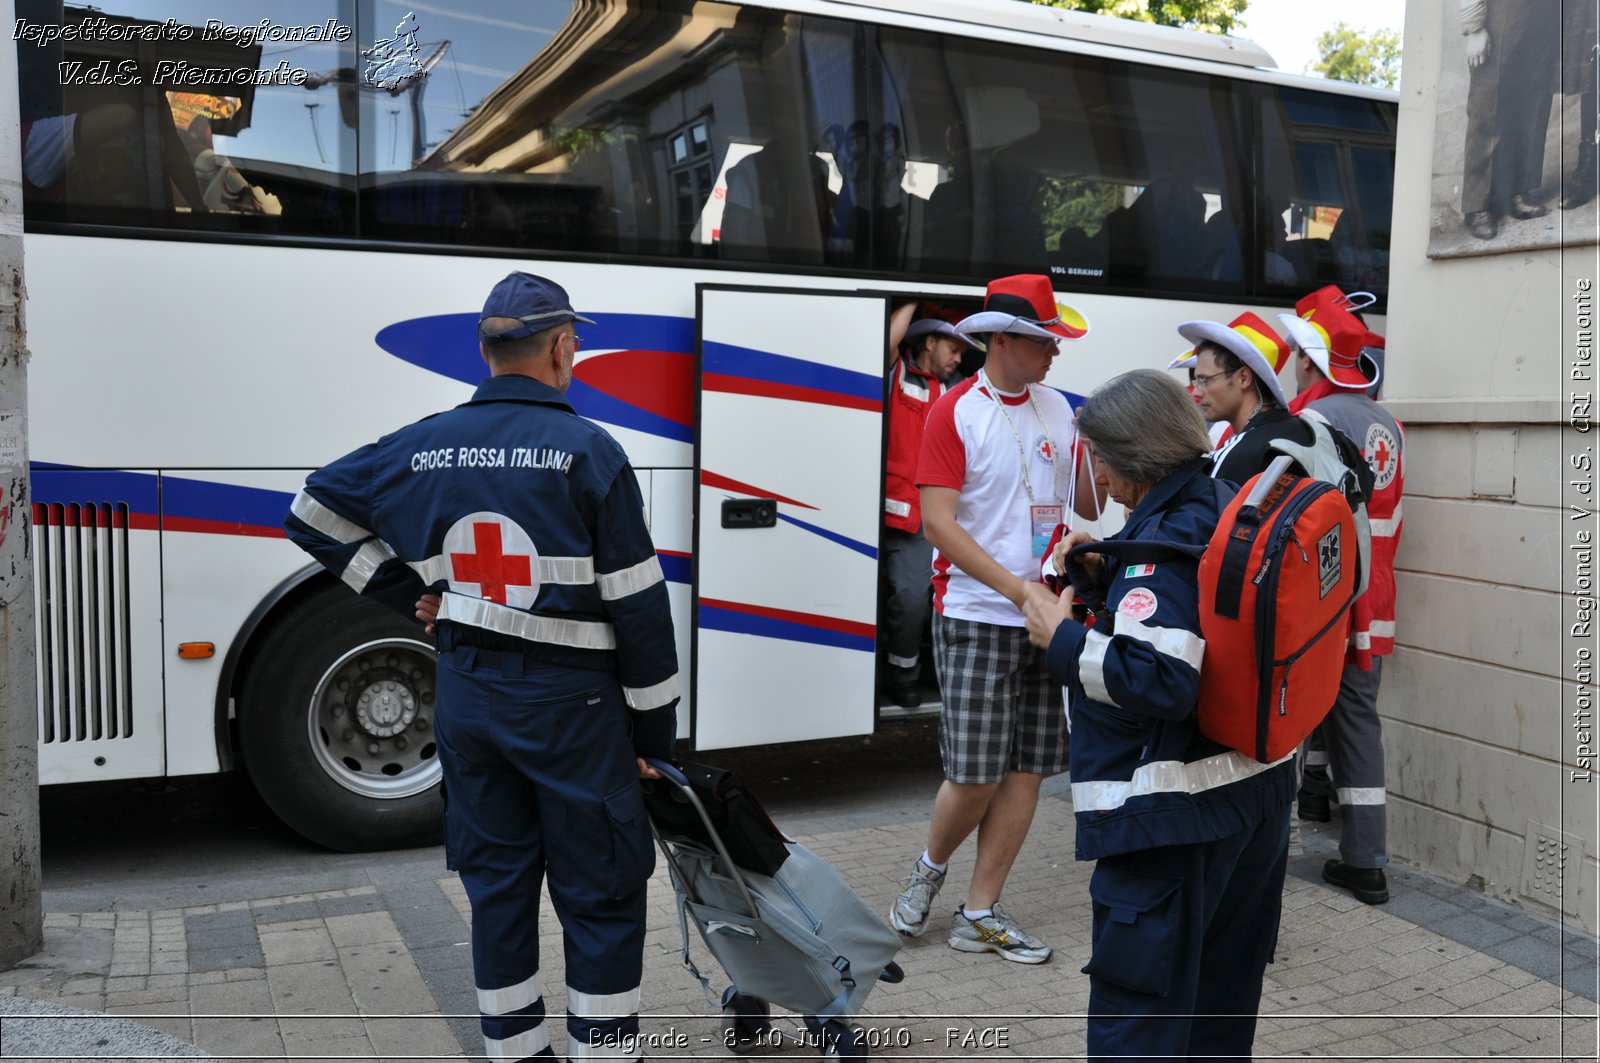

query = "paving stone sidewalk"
[1, 806, 1596, 1062]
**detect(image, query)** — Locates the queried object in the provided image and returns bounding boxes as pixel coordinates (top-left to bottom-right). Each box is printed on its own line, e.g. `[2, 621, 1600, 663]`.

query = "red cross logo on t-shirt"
[443, 513, 540, 608]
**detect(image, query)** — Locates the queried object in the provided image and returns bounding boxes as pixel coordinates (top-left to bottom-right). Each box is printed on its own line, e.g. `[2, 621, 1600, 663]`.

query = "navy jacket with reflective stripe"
[1046, 459, 1295, 861]
[283, 374, 679, 718]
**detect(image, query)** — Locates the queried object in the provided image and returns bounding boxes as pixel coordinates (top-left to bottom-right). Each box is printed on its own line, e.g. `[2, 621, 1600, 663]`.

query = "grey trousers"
[1301, 658, 1388, 869]
[882, 526, 933, 677]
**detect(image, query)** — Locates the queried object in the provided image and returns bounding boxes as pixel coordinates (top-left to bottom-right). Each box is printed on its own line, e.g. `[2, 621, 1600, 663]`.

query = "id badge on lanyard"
[1030, 503, 1063, 558]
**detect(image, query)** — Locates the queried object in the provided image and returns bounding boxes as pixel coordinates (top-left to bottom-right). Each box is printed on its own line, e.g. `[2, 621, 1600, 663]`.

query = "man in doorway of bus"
[1176, 311, 1309, 486]
[889, 274, 1100, 963]
[285, 272, 678, 1063]
[1280, 286, 1404, 905]
[882, 305, 978, 708]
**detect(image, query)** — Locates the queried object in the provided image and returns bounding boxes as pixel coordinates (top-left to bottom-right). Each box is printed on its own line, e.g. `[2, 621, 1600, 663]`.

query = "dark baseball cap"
[479, 272, 595, 343]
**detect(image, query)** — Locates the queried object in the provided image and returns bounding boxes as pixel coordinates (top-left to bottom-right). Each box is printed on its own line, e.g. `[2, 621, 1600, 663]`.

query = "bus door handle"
[721, 498, 777, 529]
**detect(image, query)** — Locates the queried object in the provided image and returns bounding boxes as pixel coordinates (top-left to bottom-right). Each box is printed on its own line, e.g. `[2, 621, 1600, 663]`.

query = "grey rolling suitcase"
[642, 760, 905, 1058]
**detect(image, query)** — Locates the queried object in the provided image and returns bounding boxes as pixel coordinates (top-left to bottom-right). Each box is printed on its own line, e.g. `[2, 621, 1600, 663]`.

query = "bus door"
[692, 286, 887, 750]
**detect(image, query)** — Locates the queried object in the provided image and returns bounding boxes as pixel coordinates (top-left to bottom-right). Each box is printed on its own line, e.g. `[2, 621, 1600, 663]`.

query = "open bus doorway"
[875, 294, 983, 720]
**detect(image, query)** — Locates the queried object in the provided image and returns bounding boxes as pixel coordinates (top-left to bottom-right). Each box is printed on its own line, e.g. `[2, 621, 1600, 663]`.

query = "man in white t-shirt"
[889, 274, 1100, 964]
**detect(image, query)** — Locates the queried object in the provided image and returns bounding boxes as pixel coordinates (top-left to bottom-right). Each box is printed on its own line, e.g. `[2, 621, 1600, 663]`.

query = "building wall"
[1383, 0, 1597, 934]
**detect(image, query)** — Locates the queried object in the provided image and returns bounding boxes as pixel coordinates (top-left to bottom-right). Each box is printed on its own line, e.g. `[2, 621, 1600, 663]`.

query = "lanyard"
[977, 369, 1060, 507]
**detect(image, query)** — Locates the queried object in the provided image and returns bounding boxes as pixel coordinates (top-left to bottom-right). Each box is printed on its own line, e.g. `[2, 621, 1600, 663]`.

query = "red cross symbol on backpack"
[444, 511, 541, 608]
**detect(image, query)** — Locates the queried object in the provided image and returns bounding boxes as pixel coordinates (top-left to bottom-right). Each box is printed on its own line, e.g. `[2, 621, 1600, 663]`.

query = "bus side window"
[878, 22, 1251, 294]
[17, 0, 355, 234]
[1256, 85, 1395, 302]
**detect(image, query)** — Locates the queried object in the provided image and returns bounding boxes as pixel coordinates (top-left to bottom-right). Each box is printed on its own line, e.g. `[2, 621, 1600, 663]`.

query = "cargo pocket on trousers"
[1081, 863, 1184, 997]
[604, 782, 657, 900]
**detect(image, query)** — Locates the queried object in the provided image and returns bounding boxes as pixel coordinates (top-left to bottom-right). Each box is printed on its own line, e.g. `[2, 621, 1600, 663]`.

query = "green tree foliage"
[1025, 0, 1249, 36]
[1310, 22, 1402, 88]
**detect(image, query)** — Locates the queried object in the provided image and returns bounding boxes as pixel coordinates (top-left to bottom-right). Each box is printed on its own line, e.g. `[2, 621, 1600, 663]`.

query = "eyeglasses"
[568, 331, 584, 351]
[1190, 368, 1237, 390]
[1006, 332, 1059, 353]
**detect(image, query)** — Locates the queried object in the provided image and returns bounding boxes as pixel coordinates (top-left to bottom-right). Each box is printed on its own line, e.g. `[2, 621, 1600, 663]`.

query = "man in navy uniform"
[285, 272, 678, 1062]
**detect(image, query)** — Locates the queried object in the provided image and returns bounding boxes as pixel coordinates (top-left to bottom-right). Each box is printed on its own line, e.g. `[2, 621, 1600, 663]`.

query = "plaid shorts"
[932, 614, 1067, 784]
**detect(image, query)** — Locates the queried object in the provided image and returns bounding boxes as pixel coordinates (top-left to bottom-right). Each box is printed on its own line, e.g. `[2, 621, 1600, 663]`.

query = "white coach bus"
[18, 0, 1396, 848]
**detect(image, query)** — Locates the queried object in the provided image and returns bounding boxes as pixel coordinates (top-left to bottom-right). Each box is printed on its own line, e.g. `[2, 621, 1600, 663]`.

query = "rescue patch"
[1364, 423, 1400, 490]
[443, 511, 541, 608]
[1117, 587, 1159, 621]
[1317, 524, 1342, 599]
[1034, 435, 1056, 464]
[1124, 563, 1156, 578]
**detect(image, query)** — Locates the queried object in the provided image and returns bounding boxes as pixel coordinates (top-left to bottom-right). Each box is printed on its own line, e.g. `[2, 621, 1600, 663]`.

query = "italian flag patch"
[1124, 563, 1156, 578]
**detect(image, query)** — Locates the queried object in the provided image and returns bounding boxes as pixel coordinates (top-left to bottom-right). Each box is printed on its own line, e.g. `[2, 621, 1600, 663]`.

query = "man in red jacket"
[1279, 286, 1404, 905]
[882, 308, 975, 707]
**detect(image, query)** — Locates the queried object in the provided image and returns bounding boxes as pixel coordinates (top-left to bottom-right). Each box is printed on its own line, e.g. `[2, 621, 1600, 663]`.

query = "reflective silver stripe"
[1072, 750, 1294, 813]
[485, 1023, 551, 1061]
[899, 375, 930, 400]
[597, 556, 663, 600]
[542, 555, 596, 585]
[1304, 750, 1330, 767]
[568, 1033, 637, 1061]
[1113, 614, 1205, 672]
[886, 652, 919, 669]
[1369, 504, 1402, 537]
[885, 497, 912, 518]
[1078, 629, 1117, 707]
[1338, 786, 1387, 806]
[625, 673, 679, 711]
[1350, 619, 1396, 650]
[568, 985, 640, 1019]
[342, 540, 397, 594]
[290, 490, 372, 543]
[438, 592, 617, 650]
[478, 972, 541, 1016]
[409, 553, 594, 586]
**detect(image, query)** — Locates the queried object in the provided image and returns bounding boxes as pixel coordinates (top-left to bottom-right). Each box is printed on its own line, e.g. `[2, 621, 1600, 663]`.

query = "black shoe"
[1509, 192, 1547, 220]
[892, 683, 921, 709]
[1297, 791, 1331, 822]
[1322, 859, 1389, 905]
[1466, 211, 1498, 239]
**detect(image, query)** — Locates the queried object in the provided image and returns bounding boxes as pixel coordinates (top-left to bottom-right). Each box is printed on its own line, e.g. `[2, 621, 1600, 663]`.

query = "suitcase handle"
[644, 758, 762, 920]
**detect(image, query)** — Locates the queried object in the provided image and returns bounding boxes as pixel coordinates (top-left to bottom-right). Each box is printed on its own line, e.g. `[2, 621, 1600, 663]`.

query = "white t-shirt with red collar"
[916, 373, 1081, 626]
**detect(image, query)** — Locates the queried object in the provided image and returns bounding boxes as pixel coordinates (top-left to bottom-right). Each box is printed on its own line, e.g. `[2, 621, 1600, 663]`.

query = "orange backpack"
[1195, 457, 1358, 762]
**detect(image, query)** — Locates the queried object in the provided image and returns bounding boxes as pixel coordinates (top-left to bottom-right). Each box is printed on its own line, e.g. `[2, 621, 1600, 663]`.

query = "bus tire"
[239, 585, 443, 851]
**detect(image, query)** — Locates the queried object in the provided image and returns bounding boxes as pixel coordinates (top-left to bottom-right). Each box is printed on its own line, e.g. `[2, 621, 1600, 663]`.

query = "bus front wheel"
[239, 586, 444, 851]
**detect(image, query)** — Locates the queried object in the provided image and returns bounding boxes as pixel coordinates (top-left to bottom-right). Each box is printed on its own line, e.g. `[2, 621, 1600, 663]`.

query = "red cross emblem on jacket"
[444, 512, 541, 608]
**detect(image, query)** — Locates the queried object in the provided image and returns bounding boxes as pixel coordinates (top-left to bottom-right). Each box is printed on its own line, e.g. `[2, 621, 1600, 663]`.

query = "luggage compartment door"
[693, 287, 886, 750]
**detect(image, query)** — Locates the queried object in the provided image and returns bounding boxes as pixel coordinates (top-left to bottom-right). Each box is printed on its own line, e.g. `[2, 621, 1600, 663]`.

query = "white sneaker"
[889, 859, 945, 937]
[947, 903, 1052, 964]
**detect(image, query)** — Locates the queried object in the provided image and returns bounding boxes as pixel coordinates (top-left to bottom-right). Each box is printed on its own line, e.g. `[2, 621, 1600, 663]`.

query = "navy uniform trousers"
[1084, 803, 1290, 1063]
[435, 645, 654, 1062]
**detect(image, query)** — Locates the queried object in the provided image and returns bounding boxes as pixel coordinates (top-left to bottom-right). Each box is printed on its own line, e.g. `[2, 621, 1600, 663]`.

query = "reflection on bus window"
[16, 0, 1396, 304]
[1257, 86, 1395, 297]
[879, 25, 1253, 293]
[16, 0, 356, 233]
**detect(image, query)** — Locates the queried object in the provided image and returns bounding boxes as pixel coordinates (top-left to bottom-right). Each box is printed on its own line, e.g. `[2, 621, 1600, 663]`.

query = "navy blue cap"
[479, 272, 595, 343]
